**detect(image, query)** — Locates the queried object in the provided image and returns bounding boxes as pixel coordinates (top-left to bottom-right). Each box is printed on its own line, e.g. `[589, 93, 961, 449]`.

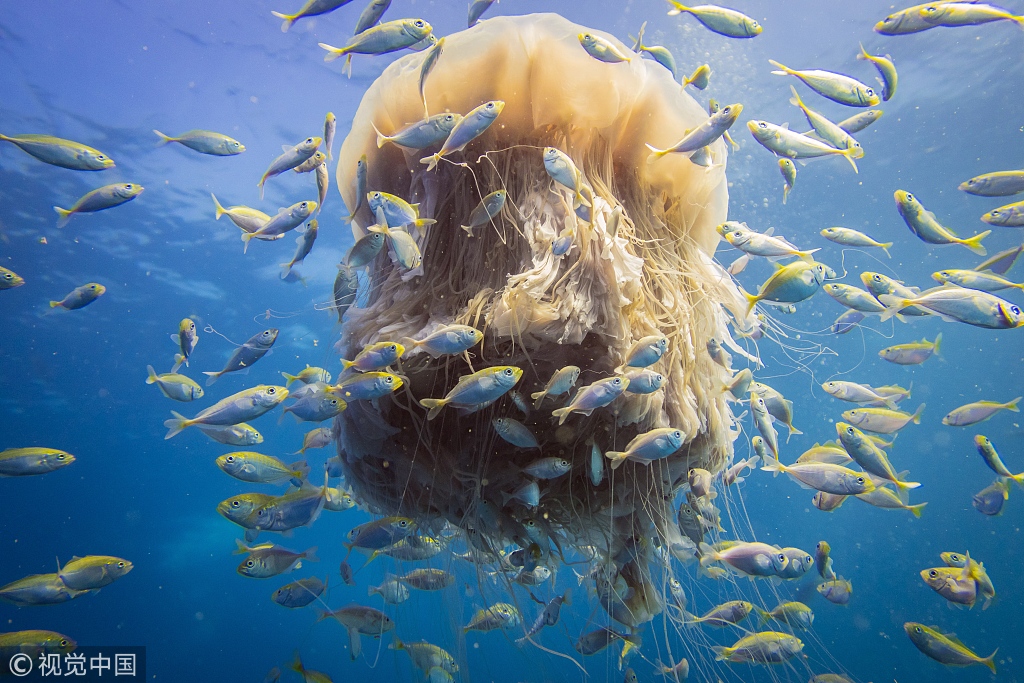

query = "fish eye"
[306, 137, 314, 144]
[246, 560, 254, 567]
[805, 556, 812, 563]
[385, 376, 393, 384]
[865, 88, 875, 96]
[722, 106, 731, 115]
[1013, 306, 1021, 315]
[560, 459, 569, 467]
[118, 561, 125, 568]
[415, 20, 425, 27]
[929, 569, 938, 577]
[777, 554, 786, 561]
[906, 193, 914, 201]
[486, 102, 496, 109]
[226, 456, 234, 462]
[57, 453, 66, 460]
[267, 387, 276, 394]
[991, 210, 1001, 217]
[97, 155, 106, 161]
[231, 500, 240, 508]
[758, 121, 768, 129]
[504, 368, 514, 376]
[399, 520, 409, 527]
[915, 626, 923, 633]
[60, 639, 68, 647]
[124, 184, 133, 190]
[856, 477, 865, 484]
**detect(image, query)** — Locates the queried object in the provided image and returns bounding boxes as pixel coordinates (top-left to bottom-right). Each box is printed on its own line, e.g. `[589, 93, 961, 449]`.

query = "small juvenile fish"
[552, 376, 628, 425]
[857, 486, 927, 516]
[54, 182, 144, 227]
[748, 120, 860, 172]
[153, 129, 244, 155]
[813, 491, 848, 512]
[397, 568, 454, 591]
[574, 629, 641, 656]
[620, 335, 669, 370]
[842, 404, 925, 434]
[941, 552, 996, 606]
[683, 63, 711, 89]
[605, 428, 684, 469]
[58, 555, 133, 590]
[589, 440, 605, 486]
[199, 423, 263, 446]
[578, 32, 632, 63]
[875, 3, 941, 34]
[461, 190, 506, 236]
[373, 113, 462, 150]
[272, 576, 325, 608]
[163, 385, 288, 439]
[320, 606, 396, 660]
[421, 100, 504, 171]
[543, 147, 589, 207]
[468, 0, 496, 26]
[345, 517, 416, 551]
[769, 59, 879, 107]
[464, 603, 521, 633]
[523, 457, 570, 480]
[281, 366, 331, 387]
[856, 44, 897, 101]
[982, 200, 1024, 227]
[934, 268, 1024, 293]
[798, 442, 851, 466]
[750, 395, 779, 457]
[699, 541, 788, 577]
[344, 155, 368, 221]
[330, 372, 402, 401]
[762, 601, 814, 630]
[242, 201, 317, 251]
[146, 366, 204, 402]
[293, 150, 326, 174]
[0, 573, 89, 606]
[666, 3, 762, 38]
[324, 488, 355, 511]
[333, 264, 358, 320]
[0, 448, 75, 477]
[817, 578, 853, 605]
[271, 0, 356, 32]
[281, 220, 318, 278]
[894, 190, 990, 255]
[816, 541, 835, 580]
[324, 111, 337, 159]
[762, 460, 875, 495]
[973, 478, 1010, 516]
[0, 133, 114, 170]
[779, 158, 796, 204]
[319, 17, 433, 76]
[837, 422, 920, 491]
[919, 1, 1024, 28]
[726, 229, 819, 262]
[943, 397, 1020, 426]
[420, 365, 523, 419]
[170, 318, 199, 372]
[822, 381, 897, 408]
[217, 492, 276, 528]
[0, 265, 24, 290]
[687, 600, 758, 626]
[820, 227, 892, 257]
[216, 452, 308, 486]
[788, 86, 863, 157]
[878, 335, 941, 365]
[647, 104, 742, 158]
[823, 283, 888, 314]
[257, 136, 321, 199]
[282, 392, 346, 423]
[879, 287, 1023, 329]
[341, 340, 405, 371]
[368, 577, 410, 604]
[623, 368, 665, 394]
[368, 192, 435, 233]
[236, 542, 317, 579]
[49, 283, 105, 310]
[400, 324, 483, 356]
[493, 418, 539, 449]
[390, 639, 458, 676]
[631, 21, 677, 78]
[904, 622, 996, 672]
[712, 632, 804, 664]
[959, 170, 1024, 197]
[836, 109, 884, 133]
[345, 231, 386, 268]
[203, 329, 279, 385]
[211, 194, 272, 236]
[417, 35, 443, 116]
[502, 481, 541, 507]
[974, 435, 1024, 485]
[368, 536, 443, 562]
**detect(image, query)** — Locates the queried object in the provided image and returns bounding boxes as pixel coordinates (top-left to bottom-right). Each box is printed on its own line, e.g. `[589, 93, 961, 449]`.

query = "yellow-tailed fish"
[904, 622, 996, 672]
[0, 133, 114, 170]
[54, 183, 143, 227]
[842, 405, 925, 434]
[856, 44, 897, 101]
[769, 59, 879, 107]
[878, 334, 941, 365]
[943, 397, 1020, 426]
[153, 129, 244, 155]
[894, 190, 989, 255]
[666, 3, 762, 38]
[779, 158, 795, 203]
[747, 120, 859, 172]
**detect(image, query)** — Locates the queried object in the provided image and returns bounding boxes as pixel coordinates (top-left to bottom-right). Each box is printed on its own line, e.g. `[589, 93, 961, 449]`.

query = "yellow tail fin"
[54, 206, 73, 228]
[211, 193, 226, 220]
[153, 129, 174, 146]
[962, 230, 991, 256]
[271, 11, 296, 32]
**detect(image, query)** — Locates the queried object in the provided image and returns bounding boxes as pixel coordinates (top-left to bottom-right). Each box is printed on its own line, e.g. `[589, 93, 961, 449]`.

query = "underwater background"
[1, 0, 1022, 681]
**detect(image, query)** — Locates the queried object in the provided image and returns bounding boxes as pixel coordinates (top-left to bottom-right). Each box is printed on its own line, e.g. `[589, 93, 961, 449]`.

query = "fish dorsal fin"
[281, 144, 293, 152]
[773, 261, 786, 271]
[764, 227, 775, 236]
[71, 555, 83, 561]
[780, 122, 790, 130]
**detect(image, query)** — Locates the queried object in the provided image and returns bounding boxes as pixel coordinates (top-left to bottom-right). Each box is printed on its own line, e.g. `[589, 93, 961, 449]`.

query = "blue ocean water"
[1, 1, 1022, 682]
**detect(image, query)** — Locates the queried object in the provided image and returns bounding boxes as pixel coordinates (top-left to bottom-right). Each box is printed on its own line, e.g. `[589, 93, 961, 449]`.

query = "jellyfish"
[332, 13, 749, 634]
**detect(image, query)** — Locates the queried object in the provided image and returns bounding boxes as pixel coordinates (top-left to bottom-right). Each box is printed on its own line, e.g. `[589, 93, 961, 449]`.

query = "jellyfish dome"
[334, 12, 748, 625]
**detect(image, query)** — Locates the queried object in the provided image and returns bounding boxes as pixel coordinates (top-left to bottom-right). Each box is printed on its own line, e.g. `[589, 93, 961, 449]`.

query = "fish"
[589, 440, 605, 486]
[973, 478, 1010, 516]
[146, 366, 204, 402]
[813, 491, 848, 512]
[776, 547, 815, 579]
[170, 318, 199, 372]
[531, 366, 582, 407]
[217, 492, 276, 528]
[822, 381, 897, 408]
[324, 487, 355, 512]
[941, 551, 996, 606]
[461, 189, 506, 236]
[420, 365, 523, 419]
[620, 335, 669, 369]
[235, 541, 318, 579]
[282, 392, 346, 423]
[698, 541, 789, 577]
[341, 340, 405, 372]
[817, 578, 853, 605]
[418, 36, 444, 116]
[894, 190, 990, 255]
[57, 555, 133, 590]
[199, 423, 263, 446]
[493, 418, 540, 449]
[835, 109, 884, 133]
[788, 86, 863, 156]
[623, 368, 665, 395]
[722, 456, 759, 486]
[762, 459, 876, 495]
[770, 59, 879, 106]
[338, 561, 356, 586]
[319, 18, 433, 76]
[761, 601, 814, 630]
[0, 630, 76, 661]
[281, 366, 332, 386]
[842, 405, 925, 434]
[578, 31, 632, 63]
[860, 272, 931, 316]
[919, 1, 1024, 28]
[400, 324, 483, 356]
[396, 568, 454, 591]
[820, 227, 892, 257]
[271, 0, 356, 32]
[468, 0, 496, 27]
[345, 231, 386, 268]
[574, 629, 641, 656]
[741, 260, 830, 314]
[750, 381, 801, 439]
[974, 435, 1024, 485]
[373, 113, 462, 150]
[366, 221, 422, 270]
[543, 147, 590, 208]
[272, 576, 326, 608]
[216, 452, 308, 486]
[421, 100, 504, 170]
[689, 467, 713, 497]
[933, 268, 1024, 292]
[726, 228, 819, 262]
[368, 577, 410, 604]
[904, 622, 996, 672]
[211, 194, 273, 237]
[344, 517, 416, 552]
[0, 573, 89, 606]
[748, 120, 860, 172]
[332, 264, 360, 323]
[280, 221, 319, 279]
[0, 133, 114, 170]
[257, 136, 321, 199]
[368, 536, 443, 562]
[463, 603, 521, 633]
[502, 481, 541, 507]
[879, 287, 1024, 328]
[247, 478, 330, 537]
[552, 376, 629, 425]
[856, 44, 897, 101]
[605, 428, 685, 469]
[666, 3, 763, 38]
[630, 21, 677, 78]
[293, 151, 326, 173]
[982, 200, 1024, 227]
[390, 638, 458, 675]
[856, 485, 927, 517]
[49, 283, 106, 310]
[878, 335, 941, 365]
[749, 394, 780, 458]
[344, 155, 368, 221]
[203, 329, 278, 385]
[816, 541, 835, 580]
[515, 589, 571, 642]
[779, 158, 796, 203]
[53, 182, 143, 227]
[683, 63, 711, 89]
[367, 191, 436, 232]
[647, 104, 742, 158]
[329, 371, 402, 401]
[837, 422, 920, 491]
[242, 201, 317, 251]
[319, 605, 395, 660]
[323, 112, 337, 159]
[959, 170, 1024, 197]
[163, 385, 288, 439]
[153, 129, 244, 155]
[712, 631, 804, 663]
[798, 442, 852, 465]
[686, 600, 758, 626]
[943, 397, 1020, 426]
[0, 266, 25, 290]
[875, 3, 942, 34]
